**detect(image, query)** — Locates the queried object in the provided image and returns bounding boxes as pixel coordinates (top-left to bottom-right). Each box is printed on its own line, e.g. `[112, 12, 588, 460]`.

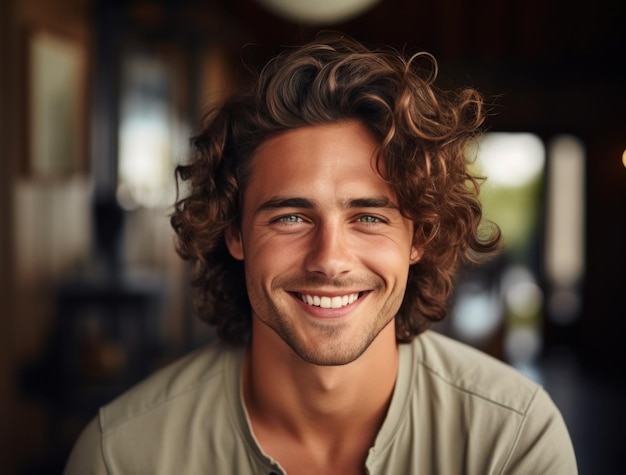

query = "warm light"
[544, 135, 585, 287]
[622, 149, 626, 168]
[544, 135, 585, 325]
[477, 133, 545, 187]
[29, 31, 84, 178]
[256, 0, 381, 25]
[474, 132, 545, 255]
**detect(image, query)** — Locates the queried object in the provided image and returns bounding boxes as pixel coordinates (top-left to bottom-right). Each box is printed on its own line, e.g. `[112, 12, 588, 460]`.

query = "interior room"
[1, 0, 625, 473]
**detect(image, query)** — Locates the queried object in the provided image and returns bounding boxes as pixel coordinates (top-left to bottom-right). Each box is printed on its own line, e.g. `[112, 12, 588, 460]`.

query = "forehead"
[243, 121, 393, 203]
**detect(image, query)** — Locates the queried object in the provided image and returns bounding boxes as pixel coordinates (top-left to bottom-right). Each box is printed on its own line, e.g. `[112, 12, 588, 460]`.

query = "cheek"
[243, 238, 300, 278]
[250, 231, 309, 260]
[360, 240, 413, 279]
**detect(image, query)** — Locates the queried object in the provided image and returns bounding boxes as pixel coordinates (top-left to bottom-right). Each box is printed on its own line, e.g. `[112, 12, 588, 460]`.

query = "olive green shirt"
[64, 331, 578, 474]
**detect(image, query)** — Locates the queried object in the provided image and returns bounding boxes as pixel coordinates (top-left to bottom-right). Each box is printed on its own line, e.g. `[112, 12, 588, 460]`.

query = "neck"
[243, 321, 399, 443]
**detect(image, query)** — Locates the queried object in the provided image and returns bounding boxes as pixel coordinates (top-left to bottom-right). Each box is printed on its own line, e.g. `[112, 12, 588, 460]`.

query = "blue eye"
[277, 215, 303, 223]
[358, 215, 382, 223]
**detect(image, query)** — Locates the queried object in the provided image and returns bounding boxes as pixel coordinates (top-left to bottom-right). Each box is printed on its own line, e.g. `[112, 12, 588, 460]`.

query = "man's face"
[226, 121, 421, 366]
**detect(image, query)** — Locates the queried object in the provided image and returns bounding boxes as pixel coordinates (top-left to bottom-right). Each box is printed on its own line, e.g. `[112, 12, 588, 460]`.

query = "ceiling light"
[256, 0, 381, 25]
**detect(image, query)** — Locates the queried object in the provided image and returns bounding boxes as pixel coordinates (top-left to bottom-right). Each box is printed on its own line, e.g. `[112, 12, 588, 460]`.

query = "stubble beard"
[277, 314, 395, 366]
[251, 275, 403, 366]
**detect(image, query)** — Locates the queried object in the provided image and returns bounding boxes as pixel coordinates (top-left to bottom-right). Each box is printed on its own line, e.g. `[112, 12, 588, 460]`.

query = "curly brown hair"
[170, 32, 502, 346]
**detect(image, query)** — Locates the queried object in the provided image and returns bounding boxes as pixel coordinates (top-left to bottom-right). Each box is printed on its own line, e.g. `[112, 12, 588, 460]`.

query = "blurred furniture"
[20, 267, 166, 474]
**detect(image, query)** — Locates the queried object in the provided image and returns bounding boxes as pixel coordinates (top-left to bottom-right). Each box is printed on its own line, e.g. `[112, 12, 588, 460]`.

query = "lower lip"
[292, 293, 365, 319]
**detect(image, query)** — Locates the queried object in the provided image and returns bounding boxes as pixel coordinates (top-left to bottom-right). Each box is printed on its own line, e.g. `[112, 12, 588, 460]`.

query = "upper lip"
[295, 290, 363, 297]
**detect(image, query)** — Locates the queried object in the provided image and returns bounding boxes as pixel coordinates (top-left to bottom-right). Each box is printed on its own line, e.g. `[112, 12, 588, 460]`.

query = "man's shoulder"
[99, 341, 244, 431]
[412, 330, 541, 414]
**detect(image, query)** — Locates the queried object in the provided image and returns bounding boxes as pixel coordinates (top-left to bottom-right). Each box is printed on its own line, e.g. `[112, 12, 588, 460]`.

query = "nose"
[304, 222, 354, 278]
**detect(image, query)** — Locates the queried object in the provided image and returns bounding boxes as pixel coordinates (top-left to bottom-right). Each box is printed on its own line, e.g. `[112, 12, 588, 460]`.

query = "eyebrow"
[349, 197, 399, 209]
[255, 196, 399, 214]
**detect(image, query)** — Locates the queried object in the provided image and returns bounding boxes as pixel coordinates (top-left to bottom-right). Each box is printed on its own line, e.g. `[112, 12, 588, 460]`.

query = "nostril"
[304, 236, 353, 277]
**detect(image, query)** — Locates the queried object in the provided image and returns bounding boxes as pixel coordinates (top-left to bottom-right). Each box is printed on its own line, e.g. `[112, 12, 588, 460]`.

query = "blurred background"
[1, 0, 624, 473]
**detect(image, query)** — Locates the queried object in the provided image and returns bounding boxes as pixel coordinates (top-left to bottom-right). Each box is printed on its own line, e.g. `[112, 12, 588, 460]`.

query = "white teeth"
[300, 293, 359, 309]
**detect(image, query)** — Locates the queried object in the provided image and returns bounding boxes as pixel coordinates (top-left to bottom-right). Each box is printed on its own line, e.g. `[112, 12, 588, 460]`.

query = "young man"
[65, 33, 578, 474]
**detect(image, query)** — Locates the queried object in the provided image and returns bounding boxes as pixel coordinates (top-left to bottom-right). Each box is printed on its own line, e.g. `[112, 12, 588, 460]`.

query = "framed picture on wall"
[25, 27, 88, 179]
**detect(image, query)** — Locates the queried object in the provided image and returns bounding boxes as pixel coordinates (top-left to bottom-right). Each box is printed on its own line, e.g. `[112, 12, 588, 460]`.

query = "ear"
[225, 224, 244, 260]
[409, 245, 423, 265]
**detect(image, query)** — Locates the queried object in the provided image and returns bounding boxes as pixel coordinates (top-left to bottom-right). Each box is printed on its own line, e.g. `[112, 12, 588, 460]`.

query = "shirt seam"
[98, 411, 113, 475]
[224, 356, 284, 473]
[497, 384, 540, 475]
[417, 359, 531, 416]
[101, 363, 225, 432]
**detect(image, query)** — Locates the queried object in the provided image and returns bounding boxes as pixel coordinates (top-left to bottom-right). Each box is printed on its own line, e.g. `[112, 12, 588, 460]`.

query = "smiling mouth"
[297, 292, 362, 309]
